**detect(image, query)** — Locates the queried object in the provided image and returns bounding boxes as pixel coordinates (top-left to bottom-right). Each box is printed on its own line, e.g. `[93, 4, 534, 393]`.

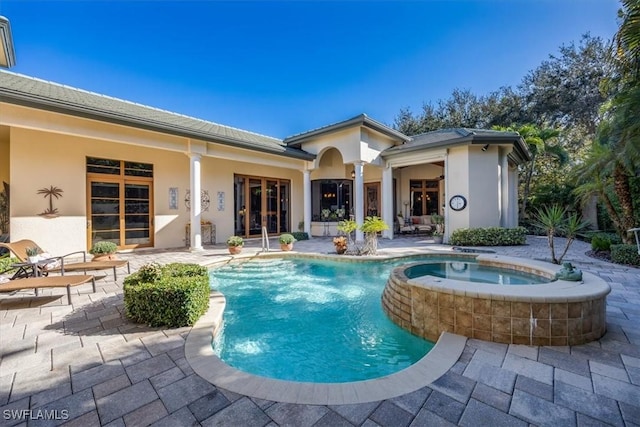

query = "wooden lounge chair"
[0, 275, 95, 304]
[0, 239, 130, 280]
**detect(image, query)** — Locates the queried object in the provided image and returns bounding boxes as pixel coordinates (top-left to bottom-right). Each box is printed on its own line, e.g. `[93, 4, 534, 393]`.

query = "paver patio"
[1, 236, 639, 426]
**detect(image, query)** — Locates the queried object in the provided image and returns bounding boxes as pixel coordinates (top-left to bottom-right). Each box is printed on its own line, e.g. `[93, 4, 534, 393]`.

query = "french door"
[365, 182, 380, 217]
[87, 179, 154, 249]
[234, 175, 290, 237]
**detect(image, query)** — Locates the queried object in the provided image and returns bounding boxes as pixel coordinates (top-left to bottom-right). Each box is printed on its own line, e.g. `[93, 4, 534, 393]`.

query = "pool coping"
[185, 291, 467, 405]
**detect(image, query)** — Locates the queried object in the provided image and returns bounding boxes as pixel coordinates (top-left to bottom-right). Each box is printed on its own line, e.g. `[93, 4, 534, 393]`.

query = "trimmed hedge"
[124, 262, 210, 327]
[611, 244, 640, 266]
[291, 232, 309, 241]
[449, 226, 528, 246]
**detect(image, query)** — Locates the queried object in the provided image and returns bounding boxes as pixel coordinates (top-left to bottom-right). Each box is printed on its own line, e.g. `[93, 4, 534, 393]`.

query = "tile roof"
[383, 127, 531, 162]
[0, 70, 315, 160]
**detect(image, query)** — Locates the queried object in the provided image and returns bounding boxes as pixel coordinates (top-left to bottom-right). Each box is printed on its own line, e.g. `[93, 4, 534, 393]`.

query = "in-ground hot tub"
[382, 254, 611, 346]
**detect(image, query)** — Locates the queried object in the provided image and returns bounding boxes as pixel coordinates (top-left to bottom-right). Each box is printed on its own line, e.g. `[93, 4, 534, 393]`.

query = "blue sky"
[1, 0, 621, 138]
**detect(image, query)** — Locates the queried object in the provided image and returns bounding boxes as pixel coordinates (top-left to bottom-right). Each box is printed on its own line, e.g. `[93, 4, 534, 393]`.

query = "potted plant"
[332, 236, 348, 254]
[226, 236, 244, 255]
[89, 241, 118, 261]
[26, 247, 40, 263]
[279, 233, 296, 251]
[432, 231, 444, 244]
[431, 214, 444, 234]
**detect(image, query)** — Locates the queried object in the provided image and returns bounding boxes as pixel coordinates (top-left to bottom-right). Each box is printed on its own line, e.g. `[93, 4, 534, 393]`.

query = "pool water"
[209, 257, 434, 383]
[405, 261, 553, 285]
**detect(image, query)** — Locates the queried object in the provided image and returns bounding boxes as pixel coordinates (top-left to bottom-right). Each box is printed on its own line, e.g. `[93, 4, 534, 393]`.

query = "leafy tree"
[520, 34, 610, 140]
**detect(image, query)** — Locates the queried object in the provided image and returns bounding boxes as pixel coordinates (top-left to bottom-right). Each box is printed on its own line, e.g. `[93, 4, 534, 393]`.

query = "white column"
[189, 153, 203, 251]
[510, 166, 519, 227]
[354, 161, 364, 242]
[303, 170, 311, 237]
[500, 150, 510, 227]
[381, 163, 394, 239]
[443, 152, 450, 243]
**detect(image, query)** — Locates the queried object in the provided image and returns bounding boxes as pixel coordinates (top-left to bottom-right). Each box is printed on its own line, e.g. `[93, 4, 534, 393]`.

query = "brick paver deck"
[1, 235, 639, 426]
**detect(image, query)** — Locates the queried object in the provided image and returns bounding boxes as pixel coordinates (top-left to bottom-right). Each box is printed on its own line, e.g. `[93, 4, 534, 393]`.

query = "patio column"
[303, 169, 311, 237]
[381, 163, 394, 239]
[189, 153, 203, 251]
[354, 161, 364, 242]
[500, 150, 510, 227]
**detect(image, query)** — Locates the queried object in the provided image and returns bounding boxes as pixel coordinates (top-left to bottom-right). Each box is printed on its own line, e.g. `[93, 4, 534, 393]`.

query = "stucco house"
[0, 17, 530, 255]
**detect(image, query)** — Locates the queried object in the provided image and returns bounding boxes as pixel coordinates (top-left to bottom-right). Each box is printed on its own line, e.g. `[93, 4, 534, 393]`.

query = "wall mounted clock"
[449, 195, 467, 211]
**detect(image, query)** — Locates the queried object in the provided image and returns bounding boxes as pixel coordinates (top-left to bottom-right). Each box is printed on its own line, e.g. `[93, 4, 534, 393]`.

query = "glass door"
[124, 182, 152, 245]
[365, 182, 380, 217]
[248, 179, 263, 236]
[89, 180, 121, 245]
[234, 175, 290, 238]
[88, 179, 153, 249]
[265, 180, 278, 234]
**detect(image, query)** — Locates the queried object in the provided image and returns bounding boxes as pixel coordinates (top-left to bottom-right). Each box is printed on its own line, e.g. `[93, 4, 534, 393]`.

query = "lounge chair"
[0, 275, 96, 304]
[0, 239, 130, 280]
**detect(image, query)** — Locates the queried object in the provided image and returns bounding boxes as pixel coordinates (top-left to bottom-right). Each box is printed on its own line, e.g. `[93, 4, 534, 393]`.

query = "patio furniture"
[397, 214, 432, 235]
[0, 274, 95, 304]
[0, 239, 130, 280]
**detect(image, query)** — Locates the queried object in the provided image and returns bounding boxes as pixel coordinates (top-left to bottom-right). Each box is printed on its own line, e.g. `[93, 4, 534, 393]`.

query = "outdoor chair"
[0, 275, 96, 304]
[0, 239, 130, 280]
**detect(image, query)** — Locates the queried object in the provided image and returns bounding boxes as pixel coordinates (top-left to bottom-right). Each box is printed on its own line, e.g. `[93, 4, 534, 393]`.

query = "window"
[410, 180, 439, 216]
[311, 180, 352, 221]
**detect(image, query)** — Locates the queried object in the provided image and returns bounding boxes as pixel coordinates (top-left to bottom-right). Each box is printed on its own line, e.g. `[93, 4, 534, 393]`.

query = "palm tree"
[572, 1, 640, 242]
[494, 124, 567, 217]
[615, 0, 640, 81]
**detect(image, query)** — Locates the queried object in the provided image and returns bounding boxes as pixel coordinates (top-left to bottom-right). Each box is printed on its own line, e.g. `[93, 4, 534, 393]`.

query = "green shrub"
[291, 232, 309, 241]
[124, 262, 209, 327]
[610, 244, 640, 266]
[449, 227, 528, 246]
[89, 241, 118, 255]
[0, 255, 18, 274]
[590, 233, 622, 251]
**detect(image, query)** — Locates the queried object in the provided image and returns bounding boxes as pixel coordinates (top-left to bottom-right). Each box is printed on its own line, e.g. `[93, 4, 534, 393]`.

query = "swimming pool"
[209, 257, 435, 383]
[404, 261, 553, 285]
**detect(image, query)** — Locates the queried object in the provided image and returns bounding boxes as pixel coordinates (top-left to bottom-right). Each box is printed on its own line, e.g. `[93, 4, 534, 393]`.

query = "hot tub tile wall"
[382, 259, 610, 346]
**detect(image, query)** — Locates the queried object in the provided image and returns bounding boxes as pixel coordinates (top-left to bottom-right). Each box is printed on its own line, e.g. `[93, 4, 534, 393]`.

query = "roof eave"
[0, 91, 316, 161]
[285, 114, 410, 147]
[383, 133, 532, 163]
[0, 16, 16, 68]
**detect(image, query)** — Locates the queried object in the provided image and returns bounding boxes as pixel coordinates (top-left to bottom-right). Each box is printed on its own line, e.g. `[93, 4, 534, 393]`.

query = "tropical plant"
[534, 205, 591, 264]
[226, 236, 244, 247]
[337, 219, 357, 246]
[360, 216, 389, 255]
[494, 124, 567, 217]
[89, 241, 118, 255]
